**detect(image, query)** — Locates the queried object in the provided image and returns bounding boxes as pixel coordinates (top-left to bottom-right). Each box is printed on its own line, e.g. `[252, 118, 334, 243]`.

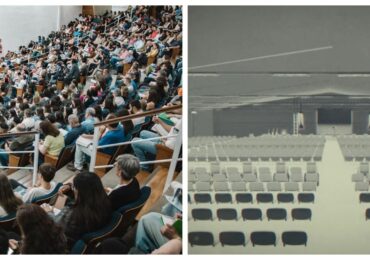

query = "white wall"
[94, 6, 112, 15]
[112, 6, 129, 12]
[0, 6, 81, 53]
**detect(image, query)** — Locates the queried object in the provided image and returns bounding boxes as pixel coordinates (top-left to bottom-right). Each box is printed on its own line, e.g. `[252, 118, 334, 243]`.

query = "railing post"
[89, 126, 100, 172]
[32, 133, 40, 186]
[163, 121, 182, 194]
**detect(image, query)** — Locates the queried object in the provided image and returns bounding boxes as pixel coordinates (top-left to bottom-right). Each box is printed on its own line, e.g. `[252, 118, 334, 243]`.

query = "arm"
[153, 116, 172, 133]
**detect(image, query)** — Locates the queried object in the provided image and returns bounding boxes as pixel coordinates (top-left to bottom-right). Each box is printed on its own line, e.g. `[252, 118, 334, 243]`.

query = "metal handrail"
[94, 158, 182, 169]
[97, 134, 178, 149]
[94, 104, 182, 126]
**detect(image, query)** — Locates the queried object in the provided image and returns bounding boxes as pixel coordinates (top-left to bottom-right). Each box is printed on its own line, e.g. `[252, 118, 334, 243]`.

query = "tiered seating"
[189, 161, 318, 248]
[189, 135, 325, 162]
[338, 135, 370, 161]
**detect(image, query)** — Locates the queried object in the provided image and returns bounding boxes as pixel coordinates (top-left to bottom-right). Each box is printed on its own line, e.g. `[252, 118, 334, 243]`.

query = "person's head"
[39, 163, 56, 183]
[16, 204, 67, 254]
[0, 123, 9, 134]
[0, 229, 8, 254]
[105, 114, 119, 129]
[0, 174, 23, 214]
[115, 154, 140, 181]
[85, 107, 95, 118]
[39, 120, 60, 137]
[129, 100, 142, 114]
[68, 114, 80, 128]
[71, 171, 112, 231]
[116, 108, 134, 136]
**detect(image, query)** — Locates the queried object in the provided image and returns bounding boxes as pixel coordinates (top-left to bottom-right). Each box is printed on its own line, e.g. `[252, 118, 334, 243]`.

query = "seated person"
[43, 171, 112, 250]
[11, 163, 57, 203]
[68, 114, 125, 172]
[105, 154, 141, 211]
[81, 107, 96, 134]
[132, 117, 182, 172]
[0, 124, 33, 166]
[64, 114, 84, 146]
[0, 229, 8, 254]
[0, 173, 23, 217]
[39, 120, 65, 159]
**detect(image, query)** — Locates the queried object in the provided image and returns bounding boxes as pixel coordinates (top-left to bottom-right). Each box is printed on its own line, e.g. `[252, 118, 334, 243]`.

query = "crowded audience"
[0, 5, 182, 255]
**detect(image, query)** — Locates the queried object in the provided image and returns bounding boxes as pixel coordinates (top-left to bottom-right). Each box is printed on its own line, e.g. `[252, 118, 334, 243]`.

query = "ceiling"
[189, 6, 370, 110]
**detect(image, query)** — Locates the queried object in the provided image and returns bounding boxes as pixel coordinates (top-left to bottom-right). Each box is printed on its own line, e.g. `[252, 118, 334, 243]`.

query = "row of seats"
[190, 172, 319, 184]
[189, 181, 318, 192]
[191, 207, 312, 221]
[188, 192, 315, 204]
[189, 231, 308, 247]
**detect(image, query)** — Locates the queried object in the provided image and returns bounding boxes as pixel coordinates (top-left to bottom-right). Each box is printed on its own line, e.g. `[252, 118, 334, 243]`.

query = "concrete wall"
[0, 6, 81, 53]
[189, 109, 214, 137]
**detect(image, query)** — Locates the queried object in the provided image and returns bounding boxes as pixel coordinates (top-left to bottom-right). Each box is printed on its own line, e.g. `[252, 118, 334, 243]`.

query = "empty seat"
[366, 209, 370, 220]
[282, 231, 307, 246]
[219, 232, 246, 246]
[194, 193, 212, 204]
[197, 173, 211, 182]
[360, 193, 370, 203]
[194, 167, 208, 174]
[302, 182, 317, 191]
[266, 208, 287, 220]
[298, 193, 315, 203]
[267, 182, 282, 192]
[355, 182, 369, 191]
[277, 193, 294, 203]
[242, 208, 262, 220]
[276, 162, 287, 174]
[290, 171, 303, 182]
[215, 193, 232, 203]
[214, 182, 229, 191]
[226, 167, 240, 175]
[192, 209, 213, 221]
[189, 232, 214, 246]
[307, 162, 317, 174]
[231, 182, 247, 191]
[228, 172, 242, 182]
[256, 193, 273, 203]
[243, 162, 253, 174]
[274, 173, 289, 182]
[360, 162, 369, 175]
[189, 173, 197, 182]
[305, 173, 319, 185]
[189, 182, 195, 191]
[292, 208, 312, 220]
[259, 172, 273, 182]
[196, 182, 212, 191]
[236, 193, 253, 203]
[243, 174, 257, 182]
[352, 173, 364, 182]
[210, 163, 220, 174]
[250, 182, 264, 192]
[217, 208, 238, 221]
[213, 174, 227, 182]
[250, 231, 276, 246]
[285, 182, 299, 192]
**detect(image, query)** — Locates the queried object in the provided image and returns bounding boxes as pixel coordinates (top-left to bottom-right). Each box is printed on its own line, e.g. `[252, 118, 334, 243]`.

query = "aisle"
[308, 136, 370, 253]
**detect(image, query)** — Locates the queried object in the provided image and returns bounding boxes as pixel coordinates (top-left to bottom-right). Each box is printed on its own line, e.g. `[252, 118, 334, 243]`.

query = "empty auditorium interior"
[0, 5, 182, 254]
[188, 6, 370, 254]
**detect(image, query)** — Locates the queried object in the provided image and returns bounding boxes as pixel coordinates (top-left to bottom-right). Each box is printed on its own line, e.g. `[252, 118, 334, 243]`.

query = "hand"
[8, 239, 19, 250]
[160, 224, 180, 240]
[175, 213, 182, 220]
[153, 116, 160, 123]
[40, 203, 54, 213]
[58, 184, 71, 195]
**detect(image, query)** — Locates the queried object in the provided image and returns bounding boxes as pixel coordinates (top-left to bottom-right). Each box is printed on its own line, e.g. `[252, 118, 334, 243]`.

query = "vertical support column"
[57, 6, 61, 30]
[89, 126, 100, 173]
[163, 121, 182, 194]
[32, 133, 40, 186]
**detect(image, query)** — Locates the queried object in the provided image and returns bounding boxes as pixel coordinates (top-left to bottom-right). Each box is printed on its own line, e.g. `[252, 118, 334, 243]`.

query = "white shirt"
[165, 119, 182, 150]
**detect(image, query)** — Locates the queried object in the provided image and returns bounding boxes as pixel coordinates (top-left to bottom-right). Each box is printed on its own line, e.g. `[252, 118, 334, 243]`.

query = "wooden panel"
[82, 6, 94, 16]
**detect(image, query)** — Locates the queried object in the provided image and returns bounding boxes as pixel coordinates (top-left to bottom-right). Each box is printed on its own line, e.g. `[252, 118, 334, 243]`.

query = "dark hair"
[93, 105, 103, 121]
[130, 100, 141, 111]
[116, 109, 134, 136]
[46, 113, 56, 124]
[36, 108, 45, 121]
[39, 163, 56, 182]
[104, 97, 116, 113]
[72, 98, 84, 114]
[0, 174, 23, 214]
[55, 111, 65, 126]
[16, 204, 67, 254]
[0, 229, 9, 254]
[70, 172, 112, 237]
[105, 114, 119, 129]
[40, 120, 60, 137]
